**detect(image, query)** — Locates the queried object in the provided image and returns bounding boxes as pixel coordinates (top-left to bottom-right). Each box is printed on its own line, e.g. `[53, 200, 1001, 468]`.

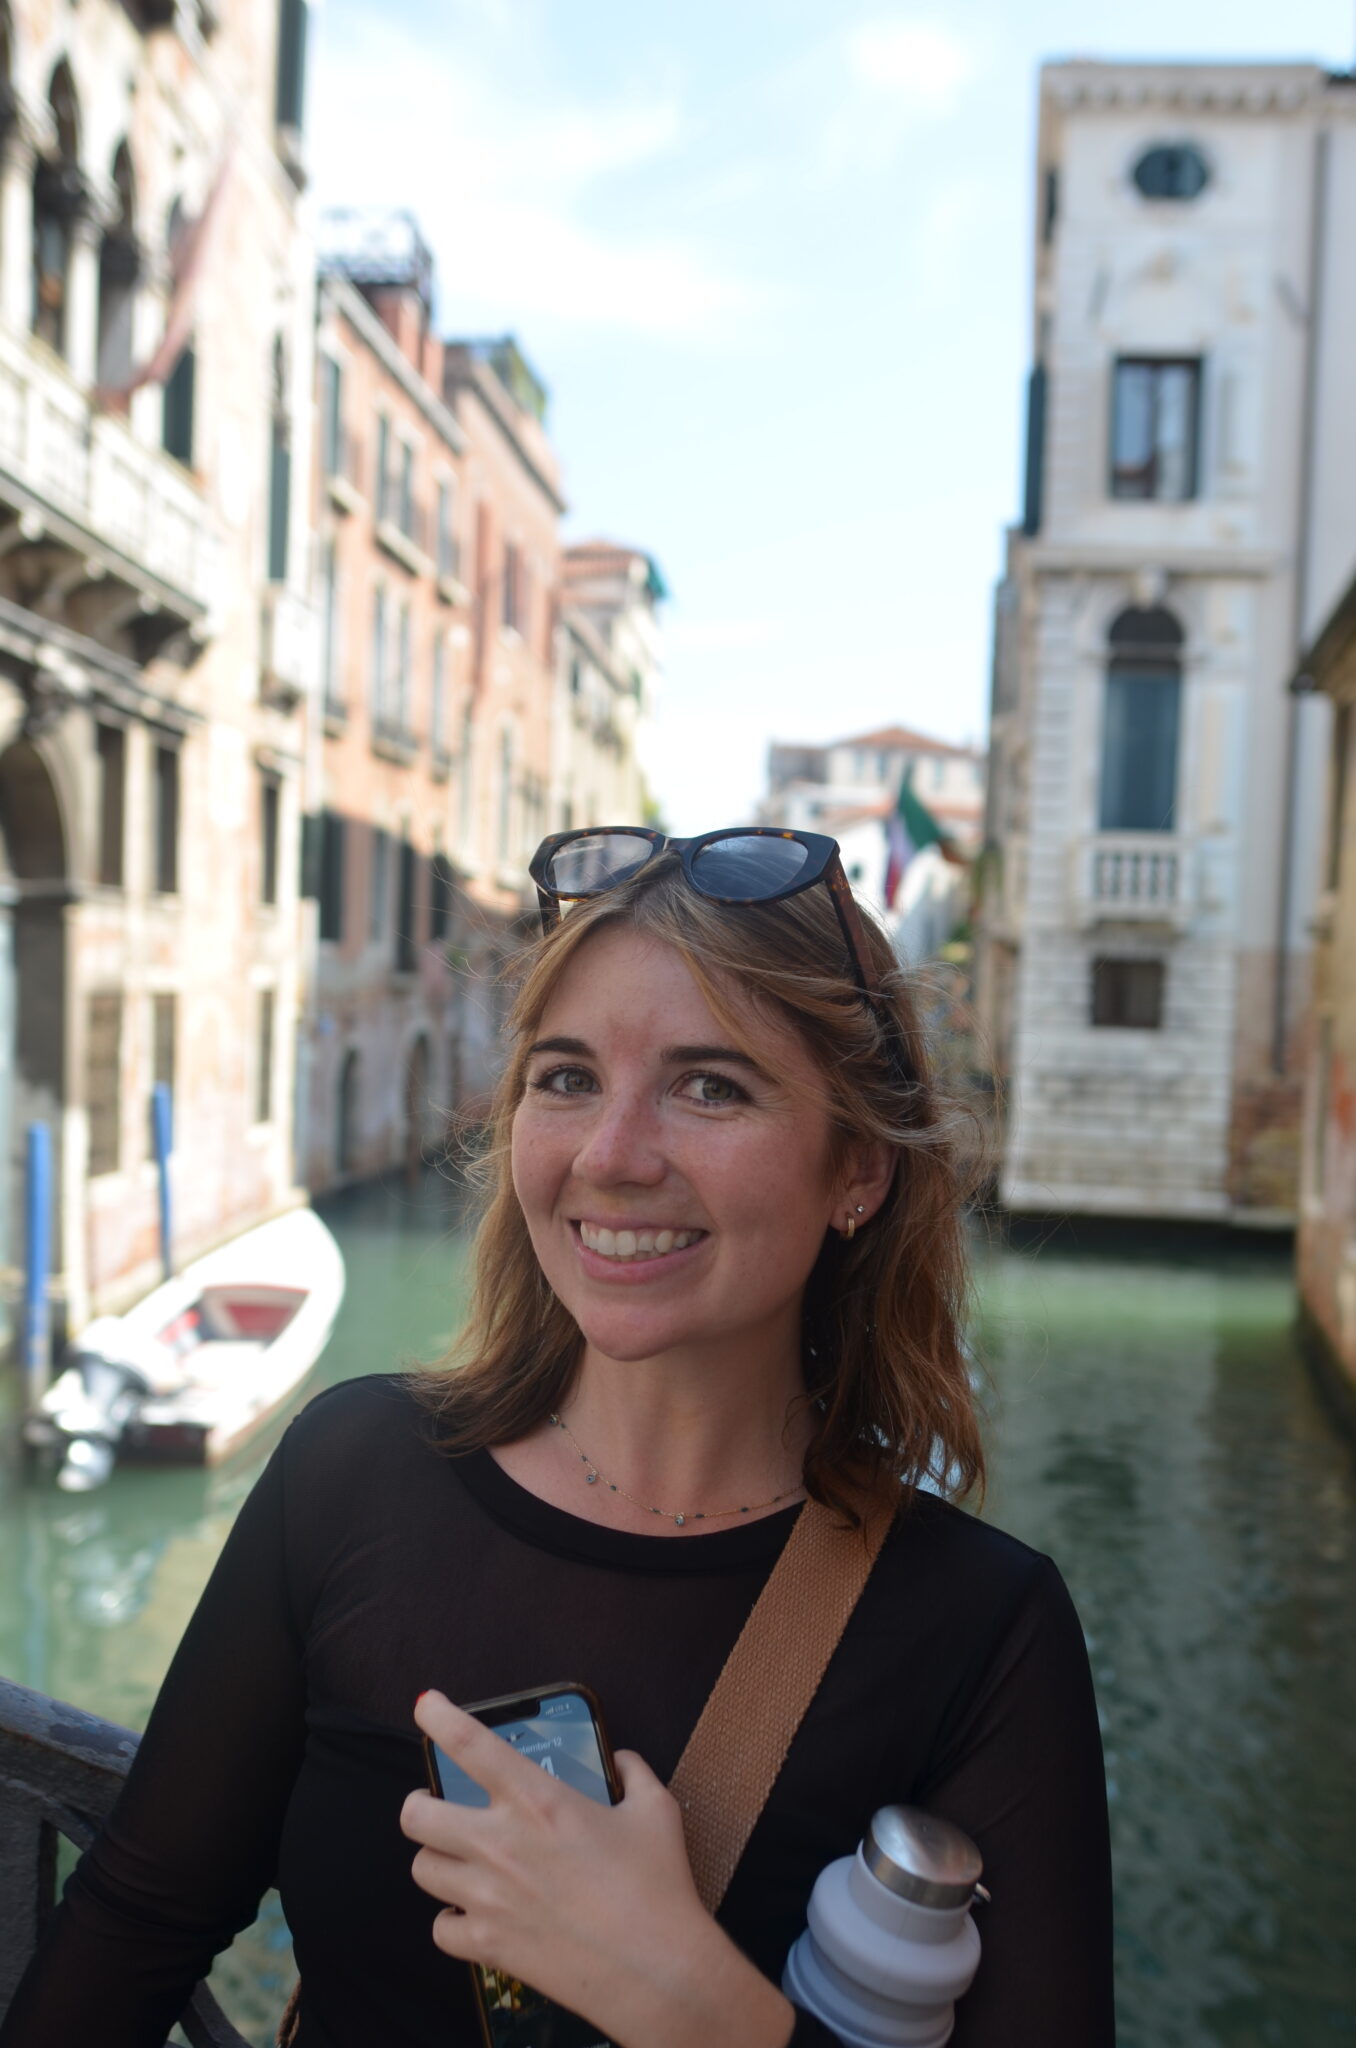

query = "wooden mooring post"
[0, 1674, 251, 2046]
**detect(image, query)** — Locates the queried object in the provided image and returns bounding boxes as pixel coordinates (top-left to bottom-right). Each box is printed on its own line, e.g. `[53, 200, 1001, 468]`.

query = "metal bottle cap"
[863, 1805, 984, 1909]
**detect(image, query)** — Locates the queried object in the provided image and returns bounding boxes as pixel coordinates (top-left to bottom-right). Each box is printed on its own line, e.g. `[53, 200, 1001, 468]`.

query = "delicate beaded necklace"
[547, 1412, 804, 1528]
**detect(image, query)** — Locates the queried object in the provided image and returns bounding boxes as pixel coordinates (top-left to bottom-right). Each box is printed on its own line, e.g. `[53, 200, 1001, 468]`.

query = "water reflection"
[975, 1227, 1356, 2048]
[1, 1184, 1354, 2047]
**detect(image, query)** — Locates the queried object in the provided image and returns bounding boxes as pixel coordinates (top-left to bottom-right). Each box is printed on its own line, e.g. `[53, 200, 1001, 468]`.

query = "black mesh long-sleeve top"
[0, 1375, 1115, 2048]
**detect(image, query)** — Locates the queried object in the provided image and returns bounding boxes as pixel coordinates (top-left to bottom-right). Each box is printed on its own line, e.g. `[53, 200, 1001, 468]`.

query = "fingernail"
[415, 1690, 431, 1707]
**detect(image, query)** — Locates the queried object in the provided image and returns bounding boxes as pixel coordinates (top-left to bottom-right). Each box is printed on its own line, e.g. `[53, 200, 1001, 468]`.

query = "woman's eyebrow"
[665, 1043, 764, 1071]
[526, 1035, 591, 1058]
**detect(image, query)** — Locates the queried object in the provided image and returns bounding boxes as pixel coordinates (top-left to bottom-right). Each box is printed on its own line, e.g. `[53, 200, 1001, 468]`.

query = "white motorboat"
[26, 1206, 346, 1492]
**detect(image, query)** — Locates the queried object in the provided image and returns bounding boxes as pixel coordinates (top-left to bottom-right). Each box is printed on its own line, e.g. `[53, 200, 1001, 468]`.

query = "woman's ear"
[838, 1139, 896, 1228]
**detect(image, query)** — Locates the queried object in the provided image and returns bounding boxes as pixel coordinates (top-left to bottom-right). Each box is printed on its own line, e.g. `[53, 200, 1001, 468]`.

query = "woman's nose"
[573, 1091, 665, 1185]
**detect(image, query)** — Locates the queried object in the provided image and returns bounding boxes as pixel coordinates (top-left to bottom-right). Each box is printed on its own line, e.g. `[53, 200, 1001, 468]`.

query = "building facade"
[553, 540, 664, 833]
[0, 0, 316, 1344]
[977, 62, 1356, 1222]
[304, 213, 478, 1191]
[1295, 578, 1356, 1410]
[763, 723, 984, 961]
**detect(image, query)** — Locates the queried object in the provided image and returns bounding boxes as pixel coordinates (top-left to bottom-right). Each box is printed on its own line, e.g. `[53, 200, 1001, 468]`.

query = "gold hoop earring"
[844, 1215, 856, 1241]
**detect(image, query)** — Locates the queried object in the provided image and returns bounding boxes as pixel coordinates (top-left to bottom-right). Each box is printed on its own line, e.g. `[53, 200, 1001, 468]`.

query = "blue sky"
[309, 0, 1356, 830]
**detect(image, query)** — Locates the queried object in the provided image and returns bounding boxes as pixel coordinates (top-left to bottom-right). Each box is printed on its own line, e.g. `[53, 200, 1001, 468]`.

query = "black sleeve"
[923, 1554, 1116, 2048]
[0, 1430, 309, 2048]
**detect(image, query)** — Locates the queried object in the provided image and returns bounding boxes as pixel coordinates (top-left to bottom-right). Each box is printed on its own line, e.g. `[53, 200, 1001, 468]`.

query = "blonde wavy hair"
[417, 852, 983, 1523]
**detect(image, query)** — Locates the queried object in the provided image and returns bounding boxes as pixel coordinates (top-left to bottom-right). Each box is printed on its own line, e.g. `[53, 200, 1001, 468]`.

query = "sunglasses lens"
[690, 833, 810, 899]
[547, 831, 655, 897]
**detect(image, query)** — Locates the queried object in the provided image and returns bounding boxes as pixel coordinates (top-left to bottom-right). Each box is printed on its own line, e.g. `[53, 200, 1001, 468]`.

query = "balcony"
[371, 714, 419, 765]
[0, 323, 219, 646]
[259, 585, 320, 709]
[1072, 833, 1192, 929]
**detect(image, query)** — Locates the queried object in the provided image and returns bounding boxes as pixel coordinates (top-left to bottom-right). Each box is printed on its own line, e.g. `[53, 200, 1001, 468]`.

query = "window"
[321, 354, 343, 477]
[375, 413, 390, 522]
[1111, 358, 1200, 501]
[162, 343, 196, 465]
[267, 337, 291, 583]
[260, 771, 281, 905]
[458, 704, 474, 843]
[321, 538, 342, 714]
[430, 852, 453, 941]
[371, 584, 387, 724]
[96, 723, 125, 886]
[255, 988, 275, 1123]
[1133, 144, 1209, 201]
[1099, 607, 1184, 833]
[1328, 704, 1351, 893]
[275, 0, 309, 130]
[370, 826, 388, 939]
[498, 729, 513, 861]
[319, 809, 345, 942]
[395, 836, 416, 972]
[1091, 958, 1164, 1029]
[397, 440, 414, 538]
[32, 64, 81, 359]
[1041, 165, 1058, 243]
[431, 636, 447, 756]
[436, 478, 458, 579]
[86, 992, 122, 1175]
[395, 603, 412, 735]
[153, 742, 179, 893]
[502, 542, 521, 632]
[148, 992, 176, 1156]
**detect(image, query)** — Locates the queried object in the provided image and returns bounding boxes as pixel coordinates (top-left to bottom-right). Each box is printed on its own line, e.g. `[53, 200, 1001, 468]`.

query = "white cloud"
[846, 19, 976, 116]
[309, 7, 767, 340]
[800, 15, 983, 177]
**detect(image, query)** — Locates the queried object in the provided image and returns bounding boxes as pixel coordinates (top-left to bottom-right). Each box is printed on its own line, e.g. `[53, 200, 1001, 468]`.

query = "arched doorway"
[0, 738, 69, 1345]
[404, 1033, 429, 1181]
[336, 1048, 359, 1180]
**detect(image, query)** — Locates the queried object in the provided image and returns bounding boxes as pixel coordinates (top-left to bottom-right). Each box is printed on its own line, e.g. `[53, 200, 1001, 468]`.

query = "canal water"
[1, 1175, 1353, 2047]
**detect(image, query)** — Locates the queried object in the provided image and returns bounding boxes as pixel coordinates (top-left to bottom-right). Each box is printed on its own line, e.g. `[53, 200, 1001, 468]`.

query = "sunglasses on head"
[528, 823, 920, 1077]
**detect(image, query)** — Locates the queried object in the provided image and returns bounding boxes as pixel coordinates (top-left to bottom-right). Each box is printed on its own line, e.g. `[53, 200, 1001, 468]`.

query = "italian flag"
[883, 770, 949, 909]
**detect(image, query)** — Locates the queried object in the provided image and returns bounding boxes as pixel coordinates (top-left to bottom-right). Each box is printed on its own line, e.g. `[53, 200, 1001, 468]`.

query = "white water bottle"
[783, 1806, 985, 2048]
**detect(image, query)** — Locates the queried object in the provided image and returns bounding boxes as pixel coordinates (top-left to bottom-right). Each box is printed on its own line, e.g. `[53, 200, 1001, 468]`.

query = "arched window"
[97, 142, 139, 395]
[32, 62, 83, 357]
[1099, 607, 1184, 833]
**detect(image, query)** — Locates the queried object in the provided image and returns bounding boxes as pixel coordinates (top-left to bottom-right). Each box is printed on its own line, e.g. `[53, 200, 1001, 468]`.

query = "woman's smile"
[574, 1220, 708, 1262]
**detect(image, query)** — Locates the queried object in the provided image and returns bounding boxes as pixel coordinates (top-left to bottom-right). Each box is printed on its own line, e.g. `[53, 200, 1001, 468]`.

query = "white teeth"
[579, 1222, 702, 1261]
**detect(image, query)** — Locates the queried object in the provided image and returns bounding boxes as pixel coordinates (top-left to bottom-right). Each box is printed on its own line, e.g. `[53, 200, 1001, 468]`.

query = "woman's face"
[511, 924, 847, 1371]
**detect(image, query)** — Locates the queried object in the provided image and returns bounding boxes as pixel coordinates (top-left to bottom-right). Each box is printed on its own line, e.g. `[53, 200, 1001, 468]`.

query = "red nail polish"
[415, 1690, 431, 1706]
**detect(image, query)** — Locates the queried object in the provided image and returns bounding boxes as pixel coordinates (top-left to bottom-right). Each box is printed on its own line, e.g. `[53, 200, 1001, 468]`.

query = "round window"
[1132, 144, 1210, 201]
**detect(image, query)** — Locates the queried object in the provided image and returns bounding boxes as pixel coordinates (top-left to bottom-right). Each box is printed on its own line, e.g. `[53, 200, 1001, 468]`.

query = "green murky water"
[1, 1181, 1353, 2046]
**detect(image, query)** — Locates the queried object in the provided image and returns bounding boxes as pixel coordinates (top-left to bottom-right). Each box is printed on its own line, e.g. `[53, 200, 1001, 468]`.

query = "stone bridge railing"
[0, 1674, 250, 2046]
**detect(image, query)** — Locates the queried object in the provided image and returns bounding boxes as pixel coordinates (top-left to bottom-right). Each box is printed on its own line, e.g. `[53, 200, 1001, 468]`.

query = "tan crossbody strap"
[668, 1494, 893, 1916]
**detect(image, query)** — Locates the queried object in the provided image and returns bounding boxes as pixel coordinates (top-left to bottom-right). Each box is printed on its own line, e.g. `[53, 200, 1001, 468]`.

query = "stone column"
[0, 131, 35, 335]
[63, 211, 100, 388]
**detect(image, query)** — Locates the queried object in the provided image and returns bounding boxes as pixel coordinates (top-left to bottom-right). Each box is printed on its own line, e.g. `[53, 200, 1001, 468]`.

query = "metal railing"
[0, 1674, 250, 2046]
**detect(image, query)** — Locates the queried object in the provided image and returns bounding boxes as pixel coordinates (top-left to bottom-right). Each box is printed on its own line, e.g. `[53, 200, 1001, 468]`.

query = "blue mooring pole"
[24, 1122, 51, 1405]
[152, 1082, 173, 1280]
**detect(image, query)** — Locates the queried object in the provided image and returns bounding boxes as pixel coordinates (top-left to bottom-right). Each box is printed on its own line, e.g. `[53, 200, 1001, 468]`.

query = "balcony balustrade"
[1073, 832, 1192, 928]
[260, 585, 320, 709]
[0, 1674, 250, 2044]
[0, 324, 220, 636]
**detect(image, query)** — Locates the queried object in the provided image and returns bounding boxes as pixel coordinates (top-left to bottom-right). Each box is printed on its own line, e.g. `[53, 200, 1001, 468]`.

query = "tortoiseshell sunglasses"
[528, 828, 916, 1094]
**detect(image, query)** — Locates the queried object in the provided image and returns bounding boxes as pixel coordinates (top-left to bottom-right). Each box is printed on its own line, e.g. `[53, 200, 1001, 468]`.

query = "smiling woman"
[0, 840, 1113, 2048]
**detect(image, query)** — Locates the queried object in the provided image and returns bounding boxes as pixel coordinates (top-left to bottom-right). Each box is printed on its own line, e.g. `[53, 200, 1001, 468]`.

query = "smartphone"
[422, 1681, 622, 2048]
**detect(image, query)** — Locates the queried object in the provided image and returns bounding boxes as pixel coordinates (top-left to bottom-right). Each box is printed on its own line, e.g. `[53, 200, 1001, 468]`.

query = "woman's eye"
[532, 1066, 597, 1096]
[677, 1071, 747, 1106]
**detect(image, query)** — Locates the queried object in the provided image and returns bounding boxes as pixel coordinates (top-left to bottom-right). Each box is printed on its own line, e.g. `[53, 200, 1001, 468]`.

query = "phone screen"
[428, 1689, 618, 2048]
